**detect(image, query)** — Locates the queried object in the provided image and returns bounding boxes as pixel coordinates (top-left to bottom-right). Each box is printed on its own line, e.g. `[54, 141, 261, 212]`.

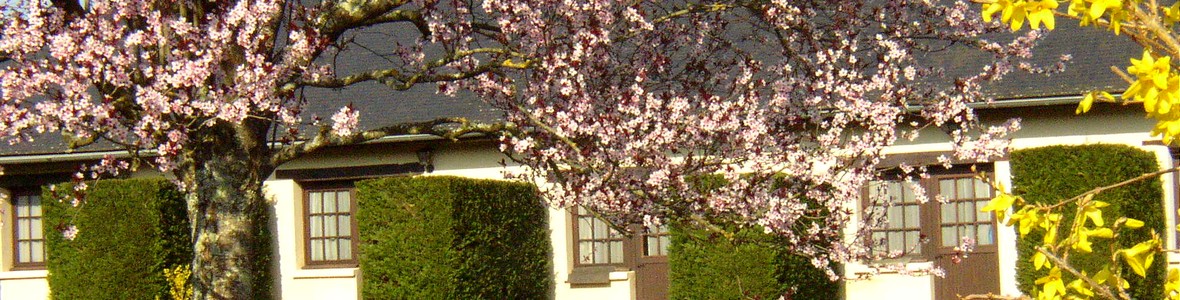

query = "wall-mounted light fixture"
[416, 147, 435, 173]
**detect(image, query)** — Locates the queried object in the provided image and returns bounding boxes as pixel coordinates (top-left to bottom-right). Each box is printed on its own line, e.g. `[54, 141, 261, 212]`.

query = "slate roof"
[0, 18, 1144, 157]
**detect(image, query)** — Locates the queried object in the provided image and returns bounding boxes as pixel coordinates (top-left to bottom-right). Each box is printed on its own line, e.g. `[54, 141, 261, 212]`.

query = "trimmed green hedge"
[1011, 144, 1166, 299]
[669, 225, 842, 300]
[356, 176, 551, 299]
[43, 179, 192, 300]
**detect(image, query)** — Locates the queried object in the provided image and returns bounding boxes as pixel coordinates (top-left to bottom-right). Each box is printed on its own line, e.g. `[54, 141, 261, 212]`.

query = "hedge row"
[1010, 145, 1166, 299]
[356, 176, 552, 299]
[671, 174, 842, 299]
[669, 224, 841, 300]
[43, 179, 193, 300]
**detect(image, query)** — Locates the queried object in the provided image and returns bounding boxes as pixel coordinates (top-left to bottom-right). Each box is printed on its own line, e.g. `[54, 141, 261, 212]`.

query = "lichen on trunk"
[179, 122, 274, 300]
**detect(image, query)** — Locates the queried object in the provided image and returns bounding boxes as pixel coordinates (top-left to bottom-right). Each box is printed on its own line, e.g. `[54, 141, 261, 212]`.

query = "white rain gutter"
[0, 132, 489, 164]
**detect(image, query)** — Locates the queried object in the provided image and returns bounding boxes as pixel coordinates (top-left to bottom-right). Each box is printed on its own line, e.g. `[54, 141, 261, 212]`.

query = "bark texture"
[180, 121, 274, 299]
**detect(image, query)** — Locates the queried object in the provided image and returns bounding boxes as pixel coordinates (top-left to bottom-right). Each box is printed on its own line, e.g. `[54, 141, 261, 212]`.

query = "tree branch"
[316, 0, 422, 40]
[293, 47, 531, 90]
[270, 117, 512, 166]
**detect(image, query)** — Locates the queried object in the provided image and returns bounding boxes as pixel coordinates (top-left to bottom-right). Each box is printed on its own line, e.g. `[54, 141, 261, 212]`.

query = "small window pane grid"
[643, 224, 670, 257]
[574, 207, 626, 265]
[14, 193, 45, 268]
[938, 177, 996, 247]
[868, 181, 923, 256]
[305, 188, 356, 266]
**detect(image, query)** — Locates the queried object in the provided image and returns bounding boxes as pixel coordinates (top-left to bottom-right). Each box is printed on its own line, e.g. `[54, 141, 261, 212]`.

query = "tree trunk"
[179, 121, 275, 299]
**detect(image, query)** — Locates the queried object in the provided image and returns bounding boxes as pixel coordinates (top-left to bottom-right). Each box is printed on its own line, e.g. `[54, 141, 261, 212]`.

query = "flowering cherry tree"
[476, 0, 1043, 280]
[1, 0, 1044, 298]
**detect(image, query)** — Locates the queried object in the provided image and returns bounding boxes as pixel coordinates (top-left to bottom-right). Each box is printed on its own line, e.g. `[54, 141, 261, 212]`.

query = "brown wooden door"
[931, 175, 1000, 300]
[635, 224, 670, 300]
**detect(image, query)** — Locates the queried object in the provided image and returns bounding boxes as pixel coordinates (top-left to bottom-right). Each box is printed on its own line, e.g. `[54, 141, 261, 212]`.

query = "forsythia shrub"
[159, 265, 193, 300]
[356, 176, 551, 299]
[43, 179, 192, 300]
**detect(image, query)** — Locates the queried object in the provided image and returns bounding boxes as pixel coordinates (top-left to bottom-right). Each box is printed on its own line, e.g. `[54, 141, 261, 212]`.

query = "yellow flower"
[1121, 239, 1160, 277]
[1072, 227, 1112, 253]
[1081, 200, 1109, 227]
[1124, 218, 1145, 229]
[982, 192, 1017, 220]
[1033, 251, 1051, 270]
[1026, 0, 1059, 30]
[1088, 0, 1123, 19]
[1035, 267, 1067, 299]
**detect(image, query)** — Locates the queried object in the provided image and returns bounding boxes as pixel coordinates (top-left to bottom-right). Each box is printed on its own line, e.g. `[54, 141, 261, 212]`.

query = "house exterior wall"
[0, 105, 1177, 299]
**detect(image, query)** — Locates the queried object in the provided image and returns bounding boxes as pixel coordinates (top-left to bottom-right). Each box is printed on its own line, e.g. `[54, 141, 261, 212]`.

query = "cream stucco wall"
[847, 105, 1179, 299]
[2, 105, 1178, 300]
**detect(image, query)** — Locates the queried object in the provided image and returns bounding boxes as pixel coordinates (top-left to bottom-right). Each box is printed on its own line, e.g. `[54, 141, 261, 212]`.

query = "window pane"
[610, 240, 624, 263]
[31, 241, 43, 262]
[975, 179, 991, 198]
[323, 192, 337, 213]
[337, 191, 351, 212]
[578, 242, 593, 264]
[887, 182, 902, 202]
[904, 205, 919, 227]
[977, 200, 992, 222]
[905, 231, 921, 254]
[339, 216, 351, 237]
[959, 201, 975, 223]
[593, 219, 608, 239]
[941, 203, 955, 223]
[659, 236, 669, 256]
[872, 232, 886, 248]
[594, 242, 608, 263]
[646, 236, 658, 256]
[325, 215, 338, 237]
[978, 224, 995, 245]
[310, 193, 322, 214]
[30, 218, 42, 240]
[16, 199, 27, 217]
[887, 206, 902, 228]
[578, 218, 594, 240]
[17, 241, 29, 263]
[17, 219, 29, 239]
[29, 196, 41, 216]
[325, 239, 339, 260]
[962, 226, 976, 246]
[311, 239, 324, 261]
[888, 232, 903, 252]
[339, 239, 353, 260]
[310, 216, 323, 238]
[957, 179, 973, 199]
[940, 179, 954, 200]
[942, 226, 956, 246]
[901, 183, 916, 203]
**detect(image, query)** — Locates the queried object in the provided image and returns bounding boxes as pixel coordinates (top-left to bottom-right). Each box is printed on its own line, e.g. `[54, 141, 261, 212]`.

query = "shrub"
[669, 224, 842, 300]
[1010, 144, 1166, 299]
[356, 176, 551, 299]
[43, 179, 192, 300]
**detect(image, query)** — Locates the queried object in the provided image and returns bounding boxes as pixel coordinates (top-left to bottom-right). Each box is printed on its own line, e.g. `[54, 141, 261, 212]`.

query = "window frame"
[570, 207, 629, 268]
[301, 182, 360, 268]
[569, 207, 671, 269]
[11, 187, 45, 270]
[863, 164, 998, 261]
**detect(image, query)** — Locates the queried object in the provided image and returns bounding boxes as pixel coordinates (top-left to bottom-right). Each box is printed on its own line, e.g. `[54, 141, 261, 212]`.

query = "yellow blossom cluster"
[979, 180, 1168, 299]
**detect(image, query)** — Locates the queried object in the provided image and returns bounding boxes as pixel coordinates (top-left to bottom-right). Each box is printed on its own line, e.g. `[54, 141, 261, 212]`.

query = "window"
[572, 207, 626, 265]
[570, 207, 671, 267]
[868, 180, 923, 255]
[303, 186, 358, 267]
[13, 190, 45, 269]
[866, 166, 996, 259]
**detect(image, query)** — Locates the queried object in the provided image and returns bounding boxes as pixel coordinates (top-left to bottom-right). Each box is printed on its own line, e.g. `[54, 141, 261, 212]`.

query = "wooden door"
[932, 175, 1000, 300]
[635, 224, 670, 300]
